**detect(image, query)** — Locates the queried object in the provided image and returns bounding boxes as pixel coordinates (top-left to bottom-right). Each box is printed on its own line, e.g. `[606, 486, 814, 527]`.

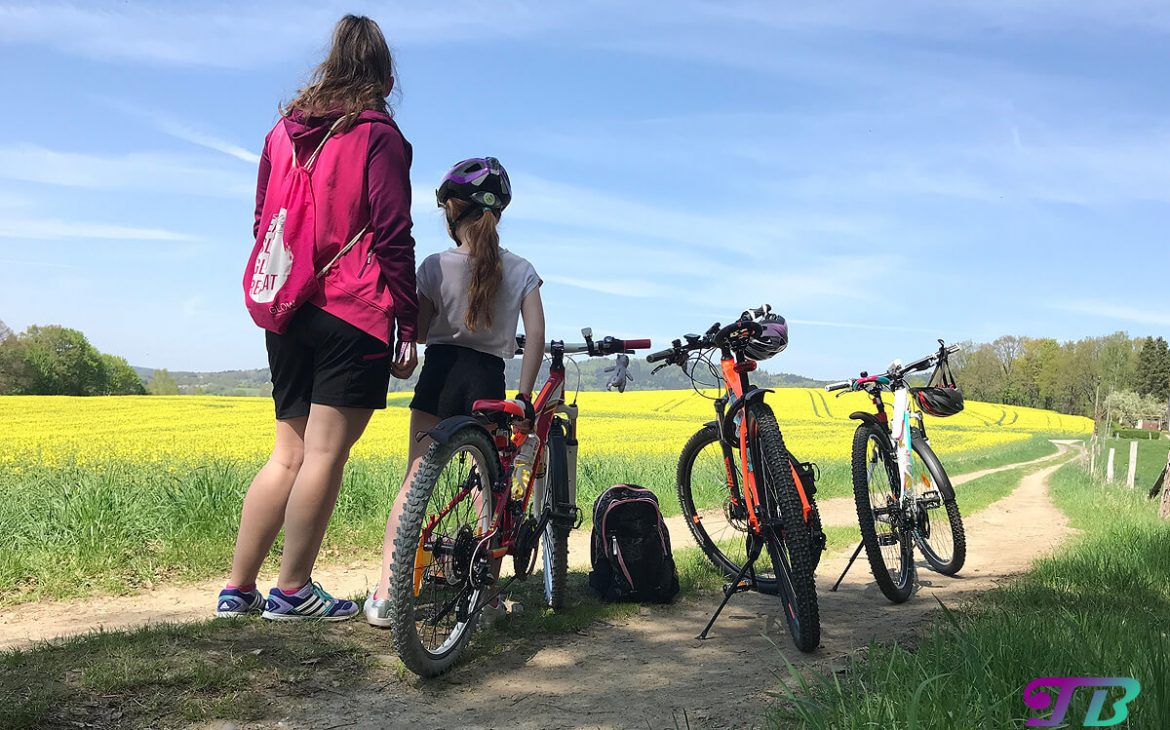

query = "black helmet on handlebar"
[912, 386, 965, 417]
[744, 313, 788, 362]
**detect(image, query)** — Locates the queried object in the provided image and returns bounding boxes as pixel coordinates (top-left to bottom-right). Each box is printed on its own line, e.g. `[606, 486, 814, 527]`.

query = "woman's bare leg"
[228, 417, 308, 588]
[376, 408, 440, 598]
[276, 404, 373, 591]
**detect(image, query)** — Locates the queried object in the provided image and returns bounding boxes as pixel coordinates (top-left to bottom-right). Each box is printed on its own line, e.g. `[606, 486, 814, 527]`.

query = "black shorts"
[266, 305, 392, 420]
[410, 344, 506, 419]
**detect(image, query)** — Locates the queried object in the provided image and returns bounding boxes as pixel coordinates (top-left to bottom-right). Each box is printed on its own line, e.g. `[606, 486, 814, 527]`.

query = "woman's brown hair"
[445, 200, 503, 332]
[284, 15, 396, 128]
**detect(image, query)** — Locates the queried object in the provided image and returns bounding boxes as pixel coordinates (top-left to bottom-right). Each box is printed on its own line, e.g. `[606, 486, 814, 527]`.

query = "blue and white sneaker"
[216, 586, 264, 618]
[261, 580, 359, 622]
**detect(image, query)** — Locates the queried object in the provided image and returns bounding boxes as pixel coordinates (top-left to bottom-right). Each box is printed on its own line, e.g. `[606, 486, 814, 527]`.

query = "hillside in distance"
[133, 359, 826, 396]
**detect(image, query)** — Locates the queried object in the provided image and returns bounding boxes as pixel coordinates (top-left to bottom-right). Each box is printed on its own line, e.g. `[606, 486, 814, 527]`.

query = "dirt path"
[0, 444, 1075, 654]
[811, 441, 1071, 528]
[233, 441, 1073, 730]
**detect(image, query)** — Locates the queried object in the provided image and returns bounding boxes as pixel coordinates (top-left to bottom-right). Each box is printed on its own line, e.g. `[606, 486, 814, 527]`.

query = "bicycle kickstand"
[830, 541, 865, 592]
[696, 538, 763, 641]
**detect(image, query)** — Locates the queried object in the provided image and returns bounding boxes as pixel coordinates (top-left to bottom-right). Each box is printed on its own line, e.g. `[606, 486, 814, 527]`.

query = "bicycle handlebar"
[647, 304, 777, 369]
[828, 341, 962, 392]
[516, 332, 651, 357]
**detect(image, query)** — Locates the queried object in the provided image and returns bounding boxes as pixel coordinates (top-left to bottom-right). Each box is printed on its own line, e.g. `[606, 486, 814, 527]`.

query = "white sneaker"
[364, 593, 392, 628]
[480, 598, 522, 630]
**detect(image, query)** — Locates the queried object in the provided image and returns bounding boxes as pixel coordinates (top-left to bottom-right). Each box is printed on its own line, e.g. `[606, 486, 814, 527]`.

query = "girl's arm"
[368, 124, 419, 345]
[517, 287, 545, 398]
[416, 294, 434, 345]
[252, 131, 273, 239]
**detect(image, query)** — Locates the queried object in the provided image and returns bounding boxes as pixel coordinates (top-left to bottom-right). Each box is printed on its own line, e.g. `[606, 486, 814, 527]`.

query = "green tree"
[100, 354, 146, 395]
[147, 369, 180, 395]
[19, 325, 106, 395]
[0, 322, 32, 394]
[1136, 336, 1170, 401]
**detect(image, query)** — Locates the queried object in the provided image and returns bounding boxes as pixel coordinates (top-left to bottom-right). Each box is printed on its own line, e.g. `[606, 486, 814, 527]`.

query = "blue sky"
[1, 1, 1168, 378]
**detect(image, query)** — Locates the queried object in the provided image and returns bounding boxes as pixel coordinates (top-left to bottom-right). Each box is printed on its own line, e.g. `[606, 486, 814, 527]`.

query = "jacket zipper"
[358, 251, 374, 277]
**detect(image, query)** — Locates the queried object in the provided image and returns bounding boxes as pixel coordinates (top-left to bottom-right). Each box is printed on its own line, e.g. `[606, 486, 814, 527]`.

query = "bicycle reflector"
[912, 386, 965, 417]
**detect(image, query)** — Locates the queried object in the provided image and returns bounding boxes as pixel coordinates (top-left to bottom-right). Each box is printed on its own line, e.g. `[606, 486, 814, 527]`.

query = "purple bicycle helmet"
[744, 313, 788, 361]
[435, 157, 512, 212]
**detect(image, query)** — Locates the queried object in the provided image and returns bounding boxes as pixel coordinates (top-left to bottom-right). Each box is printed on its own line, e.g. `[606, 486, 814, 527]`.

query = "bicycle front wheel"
[539, 420, 570, 609]
[851, 424, 914, 603]
[676, 424, 779, 595]
[389, 425, 498, 678]
[910, 433, 966, 576]
[748, 402, 820, 653]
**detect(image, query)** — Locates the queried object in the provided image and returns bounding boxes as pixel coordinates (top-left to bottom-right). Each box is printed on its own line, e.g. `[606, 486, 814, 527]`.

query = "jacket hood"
[282, 108, 395, 149]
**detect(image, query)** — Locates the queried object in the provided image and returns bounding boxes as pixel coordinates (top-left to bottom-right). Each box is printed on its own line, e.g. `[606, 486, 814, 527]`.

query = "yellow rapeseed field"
[0, 390, 1091, 467]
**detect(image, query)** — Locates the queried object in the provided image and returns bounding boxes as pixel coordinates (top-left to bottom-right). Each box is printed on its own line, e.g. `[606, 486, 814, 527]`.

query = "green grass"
[1097, 436, 1169, 491]
[770, 462, 1170, 729]
[0, 434, 1066, 605]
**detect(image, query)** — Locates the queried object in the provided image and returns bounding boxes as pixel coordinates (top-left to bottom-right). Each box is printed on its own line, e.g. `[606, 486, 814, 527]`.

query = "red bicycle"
[388, 329, 650, 677]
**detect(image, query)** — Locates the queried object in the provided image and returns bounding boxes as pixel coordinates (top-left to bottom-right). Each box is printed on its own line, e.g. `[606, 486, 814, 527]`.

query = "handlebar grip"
[825, 380, 852, 392]
[647, 348, 674, 363]
[947, 344, 961, 354]
[621, 338, 652, 350]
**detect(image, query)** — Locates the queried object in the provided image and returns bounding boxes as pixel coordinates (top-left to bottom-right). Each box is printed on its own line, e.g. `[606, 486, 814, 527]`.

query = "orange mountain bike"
[648, 305, 823, 652]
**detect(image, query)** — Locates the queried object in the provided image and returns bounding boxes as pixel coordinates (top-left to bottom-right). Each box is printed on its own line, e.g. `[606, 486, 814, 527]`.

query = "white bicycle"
[825, 340, 967, 603]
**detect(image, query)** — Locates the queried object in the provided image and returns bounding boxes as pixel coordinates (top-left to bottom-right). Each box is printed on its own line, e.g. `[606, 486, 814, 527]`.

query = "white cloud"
[1051, 299, 1170, 328]
[98, 99, 262, 164]
[0, 1, 594, 68]
[0, 145, 254, 199]
[0, 218, 195, 241]
[542, 274, 677, 299]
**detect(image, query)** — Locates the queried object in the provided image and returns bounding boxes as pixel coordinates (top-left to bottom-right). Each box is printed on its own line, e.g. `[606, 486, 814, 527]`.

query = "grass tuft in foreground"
[770, 462, 1170, 729]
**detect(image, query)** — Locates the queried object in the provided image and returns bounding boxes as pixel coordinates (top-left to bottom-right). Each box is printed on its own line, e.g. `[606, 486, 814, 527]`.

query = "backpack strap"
[291, 115, 350, 171]
[316, 225, 370, 279]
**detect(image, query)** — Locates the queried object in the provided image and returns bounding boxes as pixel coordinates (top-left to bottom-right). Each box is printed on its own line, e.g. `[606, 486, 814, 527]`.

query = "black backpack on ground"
[588, 485, 680, 604]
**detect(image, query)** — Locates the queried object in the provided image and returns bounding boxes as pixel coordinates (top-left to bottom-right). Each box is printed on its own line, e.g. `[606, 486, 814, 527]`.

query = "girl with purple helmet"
[366, 157, 546, 626]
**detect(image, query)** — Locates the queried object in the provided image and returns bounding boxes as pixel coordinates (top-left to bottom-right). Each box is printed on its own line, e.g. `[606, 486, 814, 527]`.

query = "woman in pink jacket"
[217, 15, 418, 621]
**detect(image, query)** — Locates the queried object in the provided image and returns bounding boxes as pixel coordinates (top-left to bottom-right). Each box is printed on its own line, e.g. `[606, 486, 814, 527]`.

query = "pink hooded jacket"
[253, 109, 418, 344]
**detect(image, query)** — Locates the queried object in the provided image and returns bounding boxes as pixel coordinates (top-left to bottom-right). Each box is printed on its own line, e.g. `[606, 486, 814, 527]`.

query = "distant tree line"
[0, 319, 163, 396]
[951, 333, 1170, 420]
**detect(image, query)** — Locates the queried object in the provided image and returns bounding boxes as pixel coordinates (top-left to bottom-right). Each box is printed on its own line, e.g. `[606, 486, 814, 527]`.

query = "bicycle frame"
[418, 346, 576, 564]
[715, 350, 768, 534]
[856, 374, 928, 508]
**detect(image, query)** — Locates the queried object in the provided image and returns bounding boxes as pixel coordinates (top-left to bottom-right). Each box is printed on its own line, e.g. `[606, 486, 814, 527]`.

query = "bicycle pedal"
[876, 533, 899, 546]
[919, 490, 942, 508]
[722, 579, 752, 594]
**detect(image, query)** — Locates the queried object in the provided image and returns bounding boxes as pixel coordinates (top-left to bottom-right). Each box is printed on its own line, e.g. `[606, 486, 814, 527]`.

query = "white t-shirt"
[417, 247, 542, 360]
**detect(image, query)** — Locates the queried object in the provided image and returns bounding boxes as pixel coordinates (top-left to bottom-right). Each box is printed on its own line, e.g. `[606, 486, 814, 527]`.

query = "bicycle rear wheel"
[539, 420, 570, 609]
[389, 425, 498, 677]
[748, 402, 820, 653]
[910, 433, 966, 576]
[676, 425, 779, 595]
[851, 424, 915, 603]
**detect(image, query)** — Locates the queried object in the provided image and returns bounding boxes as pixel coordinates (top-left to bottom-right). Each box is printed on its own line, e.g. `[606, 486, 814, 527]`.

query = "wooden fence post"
[1160, 448, 1170, 521]
[1107, 448, 1115, 482]
[1126, 441, 1138, 488]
